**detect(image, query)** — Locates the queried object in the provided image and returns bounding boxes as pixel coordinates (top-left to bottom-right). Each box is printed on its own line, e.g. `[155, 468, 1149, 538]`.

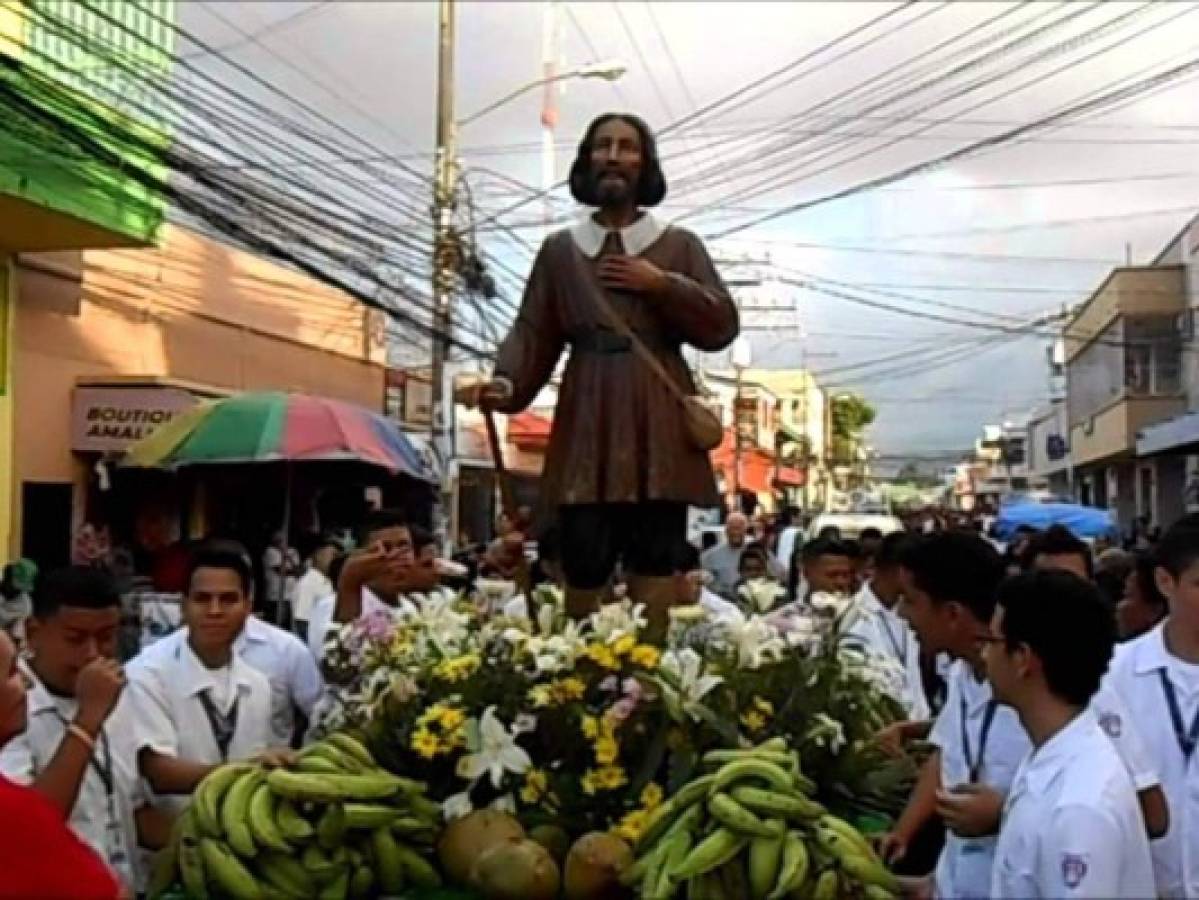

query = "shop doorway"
[21, 481, 72, 570]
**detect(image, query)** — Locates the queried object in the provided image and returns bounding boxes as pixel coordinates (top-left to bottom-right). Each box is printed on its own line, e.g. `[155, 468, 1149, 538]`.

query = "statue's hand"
[479, 377, 514, 410]
[598, 255, 670, 295]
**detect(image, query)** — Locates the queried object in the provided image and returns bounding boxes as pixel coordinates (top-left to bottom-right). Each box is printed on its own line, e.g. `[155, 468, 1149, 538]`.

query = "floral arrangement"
[318, 586, 915, 841]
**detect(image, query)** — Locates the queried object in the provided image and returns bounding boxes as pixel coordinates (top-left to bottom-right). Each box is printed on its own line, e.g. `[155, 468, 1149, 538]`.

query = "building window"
[1125, 316, 1182, 396]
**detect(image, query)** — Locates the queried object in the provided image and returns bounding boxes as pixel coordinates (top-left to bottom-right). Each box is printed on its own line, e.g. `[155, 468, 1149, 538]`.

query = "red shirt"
[0, 775, 120, 899]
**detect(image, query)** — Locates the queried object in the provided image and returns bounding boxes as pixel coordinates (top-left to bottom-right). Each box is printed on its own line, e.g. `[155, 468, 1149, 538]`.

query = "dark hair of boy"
[801, 536, 853, 565]
[1154, 512, 1199, 576]
[859, 526, 884, 542]
[187, 540, 254, 595]
[1022, 524, 1094, 579]
[900, 531, 1004, 622]
[674, 541, 702, 574]
[738, 544, 769, 569]
[1133, 551, 1170, 615]
[357, 508, 408, 546]
[995, 569, 1115, 706]
[873, 531, 911, 572]
[32, 567, 121, 619]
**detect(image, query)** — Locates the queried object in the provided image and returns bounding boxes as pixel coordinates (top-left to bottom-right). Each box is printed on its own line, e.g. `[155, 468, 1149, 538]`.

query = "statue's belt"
[571, 329, 668, 354]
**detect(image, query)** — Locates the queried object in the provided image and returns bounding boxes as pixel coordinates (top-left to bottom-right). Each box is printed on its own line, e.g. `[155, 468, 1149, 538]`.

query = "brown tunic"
[494, 223, 739, 509]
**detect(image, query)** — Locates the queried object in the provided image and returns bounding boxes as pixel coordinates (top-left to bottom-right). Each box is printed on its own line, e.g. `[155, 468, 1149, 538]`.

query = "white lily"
[455, 706, 533, 789]
[442, 791, 473, 821]
[721, 615, 788, 670]
[412, 593, 473, 654]
[738, 578, 787, 613]
[588, 600, 647, 645]
[659, 648, 723, 719]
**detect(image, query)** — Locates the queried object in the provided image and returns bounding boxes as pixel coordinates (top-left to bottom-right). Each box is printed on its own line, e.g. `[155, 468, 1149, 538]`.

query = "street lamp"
[457, 60, 627, 128]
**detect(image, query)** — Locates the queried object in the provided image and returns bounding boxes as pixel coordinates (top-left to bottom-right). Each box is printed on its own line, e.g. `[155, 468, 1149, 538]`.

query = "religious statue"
[474, 112, 739, 637]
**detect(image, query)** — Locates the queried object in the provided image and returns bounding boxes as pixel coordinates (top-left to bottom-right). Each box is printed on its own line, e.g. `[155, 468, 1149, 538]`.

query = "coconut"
[437, 809, 525, 886]
[563, 832, 635, 900]
[470, 838, 560, 900]
[529, 824, 572, 864]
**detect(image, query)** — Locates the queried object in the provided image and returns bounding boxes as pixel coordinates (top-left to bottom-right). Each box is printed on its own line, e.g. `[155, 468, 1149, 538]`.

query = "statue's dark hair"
[569, 113, 667, 207]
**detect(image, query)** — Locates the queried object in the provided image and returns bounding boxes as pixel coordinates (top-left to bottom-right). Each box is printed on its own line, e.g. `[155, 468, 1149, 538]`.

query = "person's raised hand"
[74, 657, 125, 735]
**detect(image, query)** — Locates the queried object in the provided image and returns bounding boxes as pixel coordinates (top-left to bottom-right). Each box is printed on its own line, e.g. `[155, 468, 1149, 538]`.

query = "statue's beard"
[593, 171, 634, 207]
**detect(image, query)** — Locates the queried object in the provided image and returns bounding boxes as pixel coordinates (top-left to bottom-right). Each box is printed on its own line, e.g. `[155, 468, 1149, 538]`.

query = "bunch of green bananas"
[621, 739, 900, 900]
[148, 733, 444, 900]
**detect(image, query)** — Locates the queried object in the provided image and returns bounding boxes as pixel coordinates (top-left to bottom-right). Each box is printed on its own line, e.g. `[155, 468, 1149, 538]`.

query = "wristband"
[66, 723, 96, 753]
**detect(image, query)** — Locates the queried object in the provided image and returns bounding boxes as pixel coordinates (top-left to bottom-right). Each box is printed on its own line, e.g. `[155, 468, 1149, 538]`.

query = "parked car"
[806, 512, 904, 542]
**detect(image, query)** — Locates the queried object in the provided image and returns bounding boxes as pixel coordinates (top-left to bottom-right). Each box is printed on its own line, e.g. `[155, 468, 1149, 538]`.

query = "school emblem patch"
[1099, 712, 1122, 738]
[1061, 853, 1089, 889]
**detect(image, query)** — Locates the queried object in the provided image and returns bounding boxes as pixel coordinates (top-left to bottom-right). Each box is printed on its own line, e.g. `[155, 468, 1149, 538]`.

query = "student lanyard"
[877, 610, 908, 662]
[1158, 670, 1199, 764]
[961, 698, 998, 782]
[51, 713, 127, 871]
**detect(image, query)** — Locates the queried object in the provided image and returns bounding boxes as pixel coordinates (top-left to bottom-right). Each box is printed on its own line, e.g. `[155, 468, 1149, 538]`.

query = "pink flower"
[608, 678, 644, 724]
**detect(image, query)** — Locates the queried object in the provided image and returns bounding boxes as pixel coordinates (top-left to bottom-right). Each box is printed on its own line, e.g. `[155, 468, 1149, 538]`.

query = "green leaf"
[667, 745, 699, 794]
[687, 702, 741, 746]
[629, 719, 670, 797]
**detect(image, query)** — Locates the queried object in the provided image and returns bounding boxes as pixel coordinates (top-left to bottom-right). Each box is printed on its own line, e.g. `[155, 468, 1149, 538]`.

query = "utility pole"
[539, 0, 560, 237]
[431, 0, 457, 546]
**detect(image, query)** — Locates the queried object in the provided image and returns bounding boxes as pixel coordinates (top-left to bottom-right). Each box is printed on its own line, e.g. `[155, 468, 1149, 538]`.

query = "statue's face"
[589, 118, 643, 207]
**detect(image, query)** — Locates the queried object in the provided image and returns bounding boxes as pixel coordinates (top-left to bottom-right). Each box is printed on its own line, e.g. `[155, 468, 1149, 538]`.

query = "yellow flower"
[581, 770, 600, 795]
[752, 696, 774, 715]
[556, 677, 586, 701]
[411, 728, 441, 759]
[581, 766, 627, 795]
[438, 707, 466, 730]
[640, 783, 664, 810]
[611, 634, 636, 657]
[585, 643, 620, 671]
[741, 710, 767, 733]
[630, 644, 661, 669]
[520, 768, 549, 804]
[434, 654, 481, 683]
[595, 765, 628, 791]
[613, 809, 649, 844]
[528, 685, 554, 708]
[594, 735, 619, 766]
[580, 715, 600, 740]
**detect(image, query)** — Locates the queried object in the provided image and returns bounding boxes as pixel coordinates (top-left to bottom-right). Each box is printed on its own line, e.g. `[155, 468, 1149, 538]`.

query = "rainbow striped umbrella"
[123, 391, 435, 482]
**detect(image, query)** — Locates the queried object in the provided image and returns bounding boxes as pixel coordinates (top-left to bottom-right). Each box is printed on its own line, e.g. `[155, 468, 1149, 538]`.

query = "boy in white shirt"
[130, 543, 292, 812]
[1022, 525, 1169, 840]
[882, 531, 1032, 899]
[1106, 513, 1199, 898]
[845, 532, 930, 720]
[986, 570, 1155, 899]
[0, 567, 169, 894]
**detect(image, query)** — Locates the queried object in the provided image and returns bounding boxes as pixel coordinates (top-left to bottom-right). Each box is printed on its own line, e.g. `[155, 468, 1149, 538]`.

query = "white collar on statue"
[570, 211, 666, 258]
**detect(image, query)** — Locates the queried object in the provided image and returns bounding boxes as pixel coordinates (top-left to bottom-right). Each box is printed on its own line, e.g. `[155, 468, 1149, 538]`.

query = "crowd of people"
[0, 501, 1195, 899]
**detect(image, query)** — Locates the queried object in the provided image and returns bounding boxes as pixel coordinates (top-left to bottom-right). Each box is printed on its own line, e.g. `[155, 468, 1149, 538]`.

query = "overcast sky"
[180, 1, 1199, 460]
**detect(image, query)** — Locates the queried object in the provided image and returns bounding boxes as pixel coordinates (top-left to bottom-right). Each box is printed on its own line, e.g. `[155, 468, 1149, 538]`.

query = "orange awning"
[711, 428, 779, 495]
[508, 411, 552, 450]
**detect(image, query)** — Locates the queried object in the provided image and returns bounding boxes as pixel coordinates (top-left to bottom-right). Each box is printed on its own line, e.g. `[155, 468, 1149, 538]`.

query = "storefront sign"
[72, 386, 197, 454]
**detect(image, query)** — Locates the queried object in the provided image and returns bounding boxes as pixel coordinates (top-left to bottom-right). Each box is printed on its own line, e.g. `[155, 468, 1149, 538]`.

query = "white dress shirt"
[844, 584, 930, 720]
[292, 567, 331, 624]
[128, 637, 272, 815]
[991, 709, 1156, 899]
[133, 616, 323, 747]
[0, 661, 143, 891]
[929, 659, 1033, 900]
[700, 587, 745, 624]
[1105, 621, 1199, 898]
